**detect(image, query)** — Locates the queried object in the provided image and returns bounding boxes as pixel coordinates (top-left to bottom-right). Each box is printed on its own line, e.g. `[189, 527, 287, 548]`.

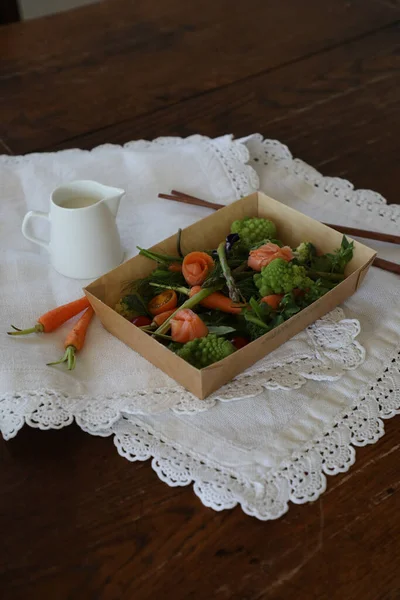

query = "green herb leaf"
[250, 238, 284, 250]
[248, 297, 271, 322]
[235, 275, 259, 301]
[242, 297, 272, 340]
[311, 236, 354, 274]
[270, 314, 285, 328]
[137, 246, 183, 265]
[279, 293, 301, 319]
[203, 262, 224, 288]
[176, 229, 183, 257]
[207, 325, 237, 335]
[117, 293, 150, 317]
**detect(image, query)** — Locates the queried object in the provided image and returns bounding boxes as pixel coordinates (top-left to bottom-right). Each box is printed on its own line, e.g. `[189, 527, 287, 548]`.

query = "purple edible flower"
[212, 233, 240, 257]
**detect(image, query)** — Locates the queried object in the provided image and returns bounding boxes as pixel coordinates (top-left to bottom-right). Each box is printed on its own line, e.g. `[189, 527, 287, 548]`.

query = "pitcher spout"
[102, 186, 125, 217]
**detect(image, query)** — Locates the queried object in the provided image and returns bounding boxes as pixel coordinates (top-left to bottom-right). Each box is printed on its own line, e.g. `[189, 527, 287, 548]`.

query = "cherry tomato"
[148, 290, 178, 316]
[231, 336, 250, 350]
[131, 315, 152, 327]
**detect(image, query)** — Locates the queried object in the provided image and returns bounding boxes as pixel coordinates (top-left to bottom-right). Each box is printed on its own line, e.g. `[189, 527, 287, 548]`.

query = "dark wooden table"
[1, 2, 400, 598]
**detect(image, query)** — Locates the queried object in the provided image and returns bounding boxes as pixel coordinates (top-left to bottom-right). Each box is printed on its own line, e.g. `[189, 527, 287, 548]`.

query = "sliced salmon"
[182, 251, 214, 286]
[170, 309, 209, 343]
[248, 243, 293, 271]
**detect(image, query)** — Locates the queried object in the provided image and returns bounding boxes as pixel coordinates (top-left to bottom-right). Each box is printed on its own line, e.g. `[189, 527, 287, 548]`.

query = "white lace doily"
[113, 341, 400, 519]
[2, 134, 399, 521]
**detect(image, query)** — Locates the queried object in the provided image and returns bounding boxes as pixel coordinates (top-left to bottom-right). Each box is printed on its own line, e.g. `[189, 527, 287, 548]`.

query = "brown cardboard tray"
[84, 192, 376, 399]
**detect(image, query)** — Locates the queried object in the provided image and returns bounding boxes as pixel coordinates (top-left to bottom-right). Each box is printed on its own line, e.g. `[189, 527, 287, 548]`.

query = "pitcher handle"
[21, 211, 50, 251]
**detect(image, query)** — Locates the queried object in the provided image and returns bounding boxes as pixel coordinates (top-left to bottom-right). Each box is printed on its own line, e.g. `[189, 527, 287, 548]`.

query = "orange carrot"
[47, 307, 94, 370]
[261, 294, 284, 310]
[152, 309, 176, 326]
[168, 262, 183, 272]
[189, 286, 243, 314]
[170, 309, 208, 343]
[148, 290, 178, 316]
[248, 243, 293, 272]
[7, 296, 90, 336]
[182, 251, 214, 286]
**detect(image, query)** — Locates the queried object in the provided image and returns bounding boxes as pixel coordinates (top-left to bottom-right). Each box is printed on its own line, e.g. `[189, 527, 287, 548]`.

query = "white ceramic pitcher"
[22, 180, 125, 279]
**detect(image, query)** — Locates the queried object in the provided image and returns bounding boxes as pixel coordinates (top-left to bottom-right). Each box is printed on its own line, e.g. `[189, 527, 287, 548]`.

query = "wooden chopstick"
[159, 190, 400, 245]
[158, 190, 400, 275]
[372, 257, 400, 275]
[158, 193, 222, 211]
[320, 224, 400, 245]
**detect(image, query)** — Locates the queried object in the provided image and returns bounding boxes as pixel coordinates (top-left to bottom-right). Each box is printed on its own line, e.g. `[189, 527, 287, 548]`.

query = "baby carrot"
[189, 286, 243, 314]
[8, 296, 90, 336]
[47, 307, 94, 370]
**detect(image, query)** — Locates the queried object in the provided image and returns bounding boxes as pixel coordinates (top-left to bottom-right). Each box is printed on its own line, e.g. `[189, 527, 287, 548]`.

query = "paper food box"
[84, 192, 376, 399]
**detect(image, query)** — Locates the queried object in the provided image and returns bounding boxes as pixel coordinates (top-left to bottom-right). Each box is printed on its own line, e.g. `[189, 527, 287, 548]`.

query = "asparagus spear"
[217, 241, 242, 303]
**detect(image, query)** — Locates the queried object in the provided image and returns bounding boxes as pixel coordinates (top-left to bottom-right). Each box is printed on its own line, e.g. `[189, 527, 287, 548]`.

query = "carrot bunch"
[8, 296, 94, 370]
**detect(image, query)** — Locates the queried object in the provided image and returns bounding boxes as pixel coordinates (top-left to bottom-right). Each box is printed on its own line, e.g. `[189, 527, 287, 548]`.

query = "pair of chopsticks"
[158, 190, 400, 275]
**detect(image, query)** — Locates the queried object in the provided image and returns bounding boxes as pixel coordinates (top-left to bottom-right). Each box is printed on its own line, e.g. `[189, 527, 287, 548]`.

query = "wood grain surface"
[1, 1, 400, 599]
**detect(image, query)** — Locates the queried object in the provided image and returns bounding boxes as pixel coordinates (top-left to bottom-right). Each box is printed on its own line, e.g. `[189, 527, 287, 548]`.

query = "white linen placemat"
[1, 134, 399, 520]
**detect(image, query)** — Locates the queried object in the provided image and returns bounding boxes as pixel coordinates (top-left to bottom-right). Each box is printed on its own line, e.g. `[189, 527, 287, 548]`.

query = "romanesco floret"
[293, 241, 316, 265]
[230, 217, 277, 250]
[254, 258, 314, 296]
[176, 334, 235, 369]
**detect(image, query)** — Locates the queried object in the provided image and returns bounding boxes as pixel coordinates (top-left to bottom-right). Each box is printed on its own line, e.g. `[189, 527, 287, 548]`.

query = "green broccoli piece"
[254, 258, 314, 296]
[293, 242, 316, 265]
[245, 321, 270, 341]
[231, 217, 277, 250]
[176, 334, 235, 369]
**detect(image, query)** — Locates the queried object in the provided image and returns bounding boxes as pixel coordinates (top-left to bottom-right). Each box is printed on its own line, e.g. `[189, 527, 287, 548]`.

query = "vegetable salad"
[115, 217, 354, 369]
